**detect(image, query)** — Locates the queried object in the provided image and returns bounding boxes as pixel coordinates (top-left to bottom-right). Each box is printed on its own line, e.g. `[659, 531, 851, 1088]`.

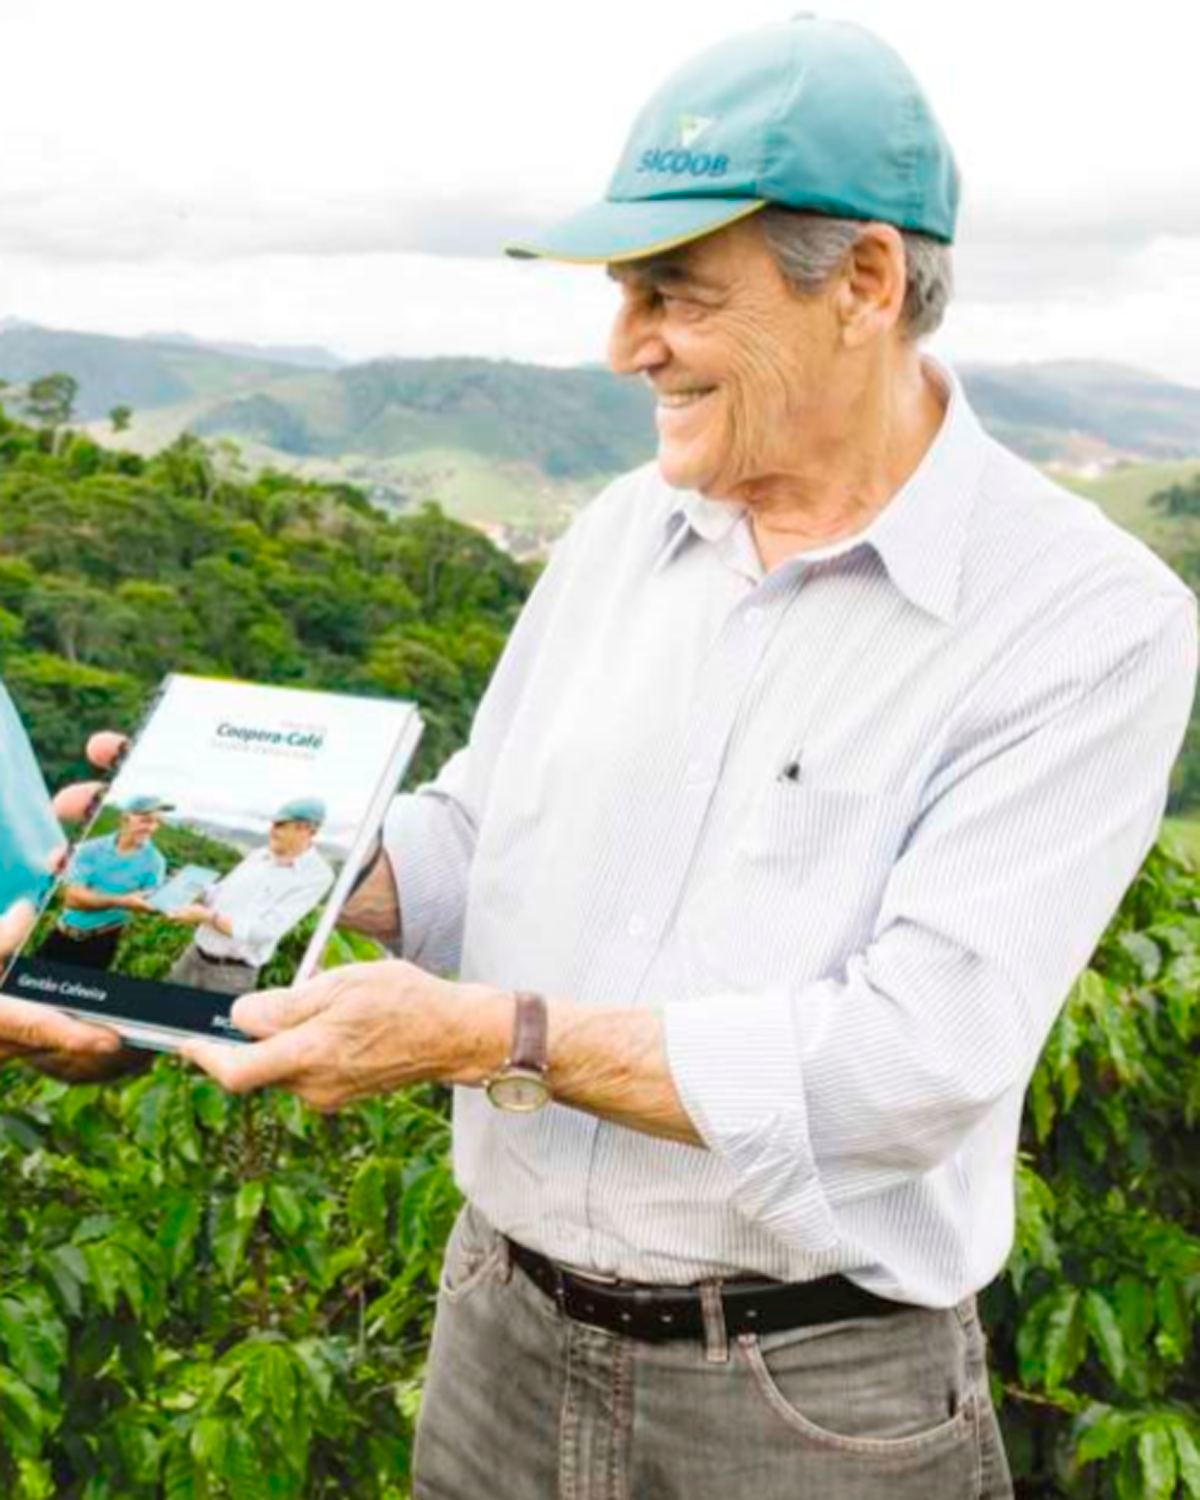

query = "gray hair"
[758, 207, 953, 341]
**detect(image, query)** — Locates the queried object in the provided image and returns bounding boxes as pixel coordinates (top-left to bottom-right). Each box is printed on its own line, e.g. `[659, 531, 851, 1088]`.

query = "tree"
[22, 374, 79, 455]
[1149, 474, 1200, 520]
[109, 404, 133, 434]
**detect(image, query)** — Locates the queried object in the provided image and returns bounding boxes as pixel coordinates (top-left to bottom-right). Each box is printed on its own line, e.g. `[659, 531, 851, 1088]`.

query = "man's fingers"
[181, 1029, 310, 1094]
[0, 902, 35, 961]
[231, 979, 335, 1039]
[52, 780, 105, 826]
[49, 734, 127, 827]
[86, 732, 127, 771]
[0, 996, 122, 1055]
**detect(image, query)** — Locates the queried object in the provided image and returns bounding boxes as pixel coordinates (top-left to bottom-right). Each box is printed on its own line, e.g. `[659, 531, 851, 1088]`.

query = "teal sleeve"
[0, 682, 61, 914]
[67, 840, 102, 883]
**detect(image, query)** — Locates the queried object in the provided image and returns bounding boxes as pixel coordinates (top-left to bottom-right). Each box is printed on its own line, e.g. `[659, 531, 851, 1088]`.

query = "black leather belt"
[505, 1237, 910, 1343]
[56, 922, 123, 941]
[196, 949, 255, 970]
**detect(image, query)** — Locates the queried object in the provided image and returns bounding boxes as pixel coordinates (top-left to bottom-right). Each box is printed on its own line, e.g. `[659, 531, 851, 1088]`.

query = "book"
[145, 865, 221, 915]
[1, 674, 422, 1051]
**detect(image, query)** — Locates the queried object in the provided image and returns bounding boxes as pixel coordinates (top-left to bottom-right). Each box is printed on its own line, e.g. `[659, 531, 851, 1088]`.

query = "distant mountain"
[0, 324, 298, 419]
[140, 331, 348, 371]
[958, 360, 1200, 464]
[4, 320, 1200, 538]
[189, 357, 655, 479]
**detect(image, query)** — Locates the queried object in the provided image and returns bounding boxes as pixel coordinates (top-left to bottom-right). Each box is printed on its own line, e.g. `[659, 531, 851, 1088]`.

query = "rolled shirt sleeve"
[664, 593, 1199, 1256]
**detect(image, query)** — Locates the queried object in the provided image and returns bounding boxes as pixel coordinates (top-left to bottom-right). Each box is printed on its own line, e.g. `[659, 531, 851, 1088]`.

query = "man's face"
[606, 216, 844, 501]
[120, 811, 160, 846]
[269, 820, 316, 860]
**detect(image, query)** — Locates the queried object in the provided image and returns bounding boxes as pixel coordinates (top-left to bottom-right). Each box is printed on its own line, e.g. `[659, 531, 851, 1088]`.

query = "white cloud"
[1, 0, 1199, 385]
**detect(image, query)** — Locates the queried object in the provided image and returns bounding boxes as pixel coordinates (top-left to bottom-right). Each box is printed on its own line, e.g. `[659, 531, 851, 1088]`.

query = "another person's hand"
[0, 992, 125, 1072]
[0, 731, 148, 1081]
[181, 960, 502, 1111]
[120, 893, 159, 916]
[170, 903, 214, 927]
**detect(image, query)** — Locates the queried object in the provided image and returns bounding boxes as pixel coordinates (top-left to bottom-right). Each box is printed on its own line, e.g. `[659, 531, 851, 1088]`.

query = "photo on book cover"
[2, 674, 422, 1050]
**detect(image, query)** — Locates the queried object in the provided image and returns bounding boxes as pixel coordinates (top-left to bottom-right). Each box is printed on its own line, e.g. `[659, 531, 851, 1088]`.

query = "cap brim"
[505, 197, 767, 264]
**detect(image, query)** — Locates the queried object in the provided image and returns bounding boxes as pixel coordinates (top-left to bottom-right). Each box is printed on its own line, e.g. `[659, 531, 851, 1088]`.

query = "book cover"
[1, 674, 422, 1050]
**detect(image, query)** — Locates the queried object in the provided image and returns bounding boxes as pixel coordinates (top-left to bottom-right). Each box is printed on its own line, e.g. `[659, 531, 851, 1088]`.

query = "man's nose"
[607, 299, 668, 377]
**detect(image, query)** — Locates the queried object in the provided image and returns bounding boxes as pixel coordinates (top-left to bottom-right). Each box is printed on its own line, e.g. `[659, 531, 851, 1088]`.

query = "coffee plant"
[2, 840, 1199, 1497]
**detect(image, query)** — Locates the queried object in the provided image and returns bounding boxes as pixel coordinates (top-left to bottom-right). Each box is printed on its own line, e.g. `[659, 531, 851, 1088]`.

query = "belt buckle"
[566, 1265, 622, 1288]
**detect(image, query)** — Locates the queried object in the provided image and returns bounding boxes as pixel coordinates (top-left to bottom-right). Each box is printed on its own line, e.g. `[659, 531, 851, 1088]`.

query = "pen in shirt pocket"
[777, 747, 803, 784]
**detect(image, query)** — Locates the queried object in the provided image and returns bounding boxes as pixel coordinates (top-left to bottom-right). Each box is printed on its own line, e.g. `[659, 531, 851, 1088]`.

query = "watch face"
[487, 1071, 551, 1112]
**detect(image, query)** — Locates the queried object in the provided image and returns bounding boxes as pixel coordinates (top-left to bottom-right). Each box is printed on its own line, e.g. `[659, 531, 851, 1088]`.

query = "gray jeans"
[414, 1201, 1013, 1500]
[165, 944, 260, 997]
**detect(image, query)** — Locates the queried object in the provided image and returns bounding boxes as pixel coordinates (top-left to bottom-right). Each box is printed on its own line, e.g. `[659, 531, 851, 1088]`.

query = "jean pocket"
[735, 1310, 979, 1465]
[438, 1203, 506, 1305]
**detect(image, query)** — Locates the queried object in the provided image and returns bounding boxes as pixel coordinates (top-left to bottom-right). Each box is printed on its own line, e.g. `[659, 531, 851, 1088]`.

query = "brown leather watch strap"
[510, 991, 548, 1073]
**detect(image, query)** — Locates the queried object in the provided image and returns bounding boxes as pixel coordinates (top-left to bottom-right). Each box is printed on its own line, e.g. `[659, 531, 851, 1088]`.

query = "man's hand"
[180, 961, 509, 1111]
[0, 994, 126, 1071]
[119, 893, 158, 915]
[0, 731, 145, 1080]
[170, 903, 215, 927]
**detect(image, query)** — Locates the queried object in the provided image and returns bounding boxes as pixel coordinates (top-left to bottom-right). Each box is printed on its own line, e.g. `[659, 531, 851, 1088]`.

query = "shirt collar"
[652, 355, 988, 623]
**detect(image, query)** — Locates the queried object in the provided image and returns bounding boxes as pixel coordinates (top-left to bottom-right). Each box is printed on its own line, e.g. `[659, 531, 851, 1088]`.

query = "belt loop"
[700, 1280, 729, 1365]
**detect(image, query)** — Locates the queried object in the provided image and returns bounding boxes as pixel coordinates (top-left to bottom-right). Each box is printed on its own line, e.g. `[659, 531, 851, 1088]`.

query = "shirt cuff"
[382, 791, 471, 975]
[662, 989, 840, 1255]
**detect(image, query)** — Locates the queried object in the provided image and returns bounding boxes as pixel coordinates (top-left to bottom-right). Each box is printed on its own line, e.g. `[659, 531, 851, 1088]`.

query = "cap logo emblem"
[678, 114, 714, 148]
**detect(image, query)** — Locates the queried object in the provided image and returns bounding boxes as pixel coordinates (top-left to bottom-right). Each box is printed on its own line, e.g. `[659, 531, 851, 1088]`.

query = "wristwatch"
[485, 991, 551, 1112]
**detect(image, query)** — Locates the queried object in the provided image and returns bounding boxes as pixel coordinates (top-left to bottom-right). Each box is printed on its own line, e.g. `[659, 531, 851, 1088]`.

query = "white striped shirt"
[383, 356, 1198, 1306]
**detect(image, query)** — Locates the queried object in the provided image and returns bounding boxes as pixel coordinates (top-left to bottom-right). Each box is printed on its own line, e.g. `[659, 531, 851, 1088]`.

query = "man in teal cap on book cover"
[35, 793, 171, 972]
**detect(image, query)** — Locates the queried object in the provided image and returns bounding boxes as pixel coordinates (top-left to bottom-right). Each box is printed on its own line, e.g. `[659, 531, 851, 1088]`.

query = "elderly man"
[166, 798, 334, 996]
[183, 17, 1195, 1500]
[36, 794, 170, 972]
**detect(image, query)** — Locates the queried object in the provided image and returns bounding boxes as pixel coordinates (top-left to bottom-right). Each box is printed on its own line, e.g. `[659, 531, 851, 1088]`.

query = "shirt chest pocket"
[734, 782, 911, 884]
[688, 784, 912, 991]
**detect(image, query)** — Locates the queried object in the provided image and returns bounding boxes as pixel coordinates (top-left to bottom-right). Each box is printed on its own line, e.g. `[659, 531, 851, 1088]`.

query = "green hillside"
[0, 404, 534, 789]
[1056, 457, 1200, 551]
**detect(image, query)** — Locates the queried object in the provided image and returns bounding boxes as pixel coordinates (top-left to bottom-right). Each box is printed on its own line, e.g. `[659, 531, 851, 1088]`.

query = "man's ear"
[835, 224, 907, 348]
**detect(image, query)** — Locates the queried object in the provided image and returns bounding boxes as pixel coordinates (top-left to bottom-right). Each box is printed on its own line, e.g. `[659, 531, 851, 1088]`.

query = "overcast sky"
[2, 0, 1199, 383]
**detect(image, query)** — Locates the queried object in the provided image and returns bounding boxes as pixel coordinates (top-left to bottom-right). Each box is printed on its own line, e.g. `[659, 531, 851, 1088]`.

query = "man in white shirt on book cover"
[166, 797, 334, 996]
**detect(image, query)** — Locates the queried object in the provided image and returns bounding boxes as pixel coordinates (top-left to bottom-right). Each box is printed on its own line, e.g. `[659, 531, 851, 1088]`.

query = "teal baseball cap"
[272, 797, 326, 827]
[121, 794, 175, 815]
[505, 15, 959, 264]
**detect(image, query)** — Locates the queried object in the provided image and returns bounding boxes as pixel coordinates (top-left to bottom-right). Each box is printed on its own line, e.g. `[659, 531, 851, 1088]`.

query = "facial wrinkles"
[706, 296, 812, 500]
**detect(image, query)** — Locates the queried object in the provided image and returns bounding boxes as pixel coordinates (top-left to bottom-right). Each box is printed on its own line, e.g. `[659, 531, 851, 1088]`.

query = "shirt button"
[685, 758, 707, 785]
[627, 914, 648, 940]
[744, 606, 765, 627]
